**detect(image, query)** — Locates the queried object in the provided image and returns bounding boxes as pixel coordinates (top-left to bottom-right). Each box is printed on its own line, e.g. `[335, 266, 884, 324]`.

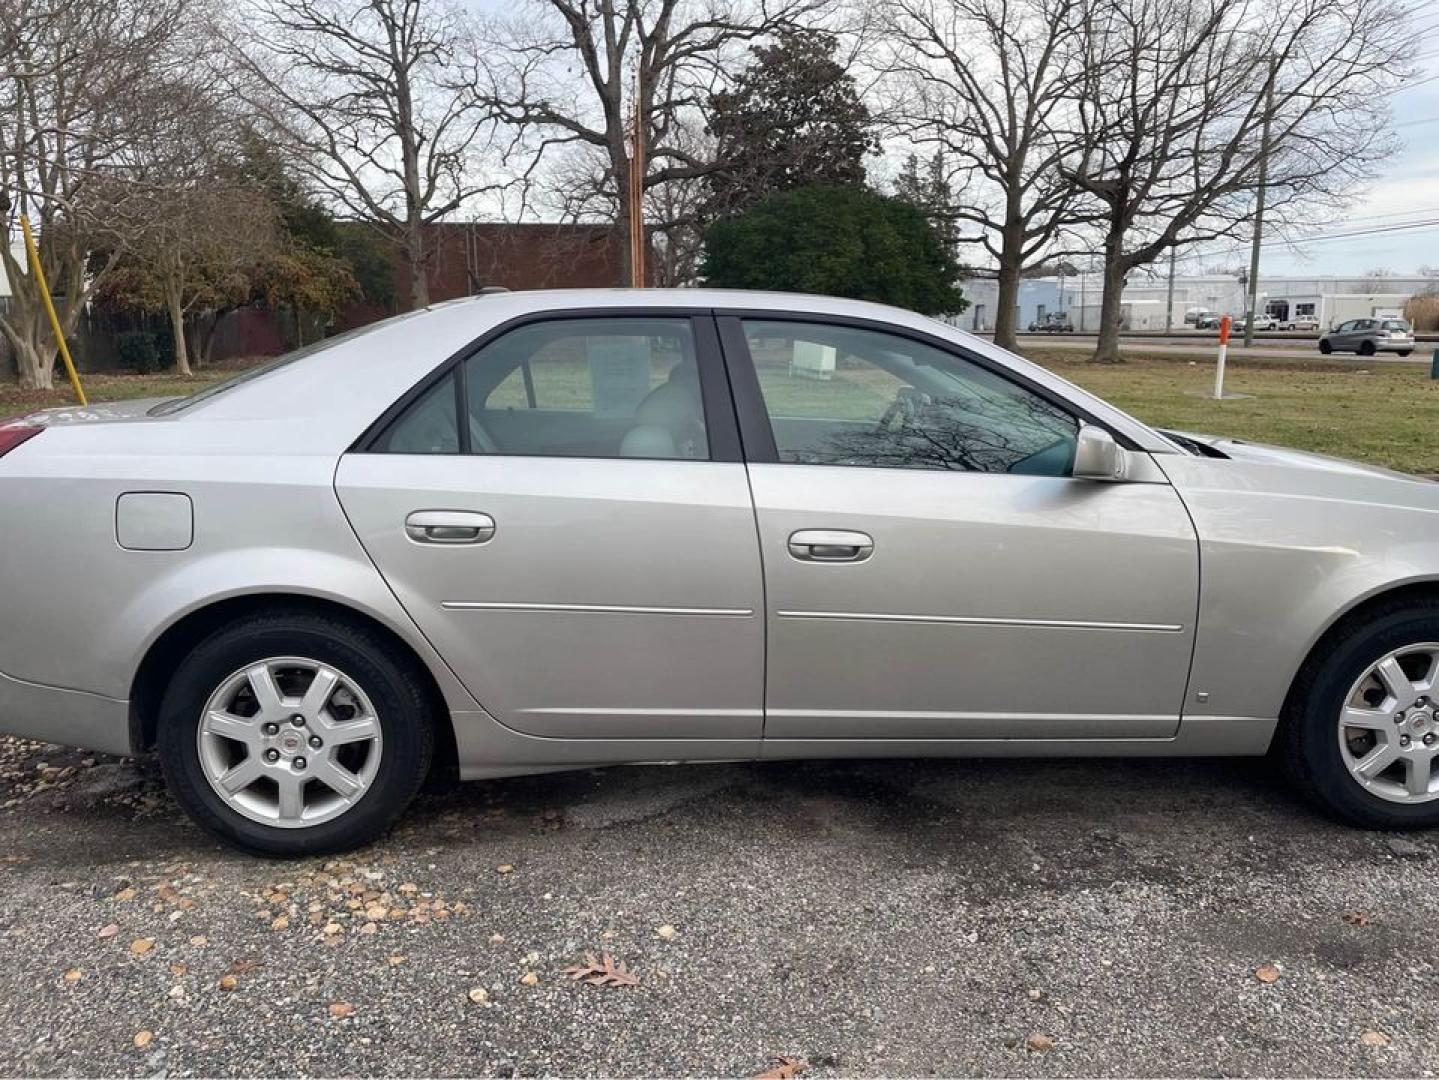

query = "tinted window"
[1381, 319, 1410, 331]
[742, 320, 1078, 475]
[376, 318, 707, 460]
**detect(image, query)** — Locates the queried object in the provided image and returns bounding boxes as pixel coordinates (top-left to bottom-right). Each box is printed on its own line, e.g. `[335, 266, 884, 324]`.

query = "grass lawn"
[3, 348, 1435, 473]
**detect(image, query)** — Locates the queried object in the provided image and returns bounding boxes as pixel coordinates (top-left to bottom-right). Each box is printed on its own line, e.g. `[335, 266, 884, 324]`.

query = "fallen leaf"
[519, 971, 540, 986]
[229, 959, 262, 975]
[564, 952, 640, 988]
[63, 968, 83, 984]
[270, 916, 290, 931]
[388, 954, 406, 966]
[97, 924, 120, 940]
[365, 905, 388, 921]
[1255, 963, 1281, 984]
[189, 935, 208, 947]
[1343, 911, 1371, 927]
[755, 1055, 808, 1079]
[488, 933, 506, 945]
[169, 963, 188, 978]
[114, 887, 137, 903]
[656, 924, 678, 941]
[132, 1030, 153, 1049]
[328, 1001, 355, 1019]
[1026, 1033, 1055, 1053]
[1361, 1029, 1391, 1047]
[496, 864, 515, 875]
[129, 938, 155, 957]
[218, 975, 238, 992]
[468, 986, 490, 1004]
[359, 921, 378, 935]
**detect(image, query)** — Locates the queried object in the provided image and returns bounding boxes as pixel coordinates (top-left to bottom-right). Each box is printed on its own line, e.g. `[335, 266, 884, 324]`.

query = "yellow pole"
[18, 215, 87, 406]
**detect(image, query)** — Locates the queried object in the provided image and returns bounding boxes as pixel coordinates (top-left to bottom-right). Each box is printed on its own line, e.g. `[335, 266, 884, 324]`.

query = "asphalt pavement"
[2, 735, 1438, 1077]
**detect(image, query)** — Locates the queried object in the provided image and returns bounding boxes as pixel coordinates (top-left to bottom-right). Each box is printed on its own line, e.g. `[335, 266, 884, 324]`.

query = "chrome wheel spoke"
[1375, 656, 1417, 710]
[312, 757, 363, 799]
[1355, 740, 1399, 779]
[300, 667, 340, 718]
[1341, 707, 1392, 732]
[1409, 753, 1435, 798]
[323, 715, 380, 746]
[276, 773, 306, 821]
[245, 662, 286, 716]
[202, 709, 258, 746]
[218, 755, 265, 794]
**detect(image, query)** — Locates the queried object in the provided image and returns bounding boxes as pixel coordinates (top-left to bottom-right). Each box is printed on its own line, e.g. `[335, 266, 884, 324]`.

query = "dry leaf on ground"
[328, 1001, 355, 1019]
[132, 1031, 153, 1049]
[1026, 1033, 1055, 1053]
[1255, 963, 1282, 984]
[1343, 911, 1371, 926]
[754, 1055, 808, 1079]
[564, 952, 640, 988]
[1361, 1030, 1391, 1047]
[129, 938, 155, 956]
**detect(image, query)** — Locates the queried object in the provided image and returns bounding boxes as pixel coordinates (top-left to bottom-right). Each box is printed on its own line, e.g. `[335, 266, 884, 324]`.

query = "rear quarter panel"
[0, 421, 476, 712]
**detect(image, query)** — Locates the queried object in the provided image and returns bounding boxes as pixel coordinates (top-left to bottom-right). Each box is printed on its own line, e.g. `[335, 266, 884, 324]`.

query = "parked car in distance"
[1234, 314, 1279, 332]
[1283, 315, 1320, 332]
[6, 289, 1439, 856]
[1194, 313, 1222, 329]
[1026, 313, 1074, 333]
[1319, 317, 1415, 356]
[1184, 308, 1211, 326]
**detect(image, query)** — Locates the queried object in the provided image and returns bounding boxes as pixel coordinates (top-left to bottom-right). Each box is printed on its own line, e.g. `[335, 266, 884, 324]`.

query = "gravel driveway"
[1, 735, 1437, 1078]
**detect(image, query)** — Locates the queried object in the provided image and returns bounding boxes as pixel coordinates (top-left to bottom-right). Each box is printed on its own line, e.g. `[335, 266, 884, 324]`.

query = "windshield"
[147, 312, 422, 416]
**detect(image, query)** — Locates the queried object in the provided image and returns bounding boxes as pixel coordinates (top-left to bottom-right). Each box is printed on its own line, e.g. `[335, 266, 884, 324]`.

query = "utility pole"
[1243, 56, 1277, 349]
[628, 68, 646, 289]
[1165, 246, 1176, 333]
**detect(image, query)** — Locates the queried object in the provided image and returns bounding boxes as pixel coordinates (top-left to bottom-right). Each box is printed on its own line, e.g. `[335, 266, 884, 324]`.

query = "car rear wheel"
[1399, 350, 1413, 358]
[157, 610, 434, 856]
[1276, 603, 1439, 828]
[1318, 339, 1333, 354]
[1359, 340, 1376, 356]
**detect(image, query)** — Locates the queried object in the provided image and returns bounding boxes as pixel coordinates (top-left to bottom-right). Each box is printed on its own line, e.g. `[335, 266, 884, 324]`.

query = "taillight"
[0, 422, 42, 458]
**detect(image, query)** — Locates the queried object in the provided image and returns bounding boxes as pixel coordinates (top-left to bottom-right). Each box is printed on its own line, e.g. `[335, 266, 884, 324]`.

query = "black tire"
[1398, 350, 1413, 358]
[1275, 601, 1439, 829]
[1318, 339, 1333, 354]
[1359, 340, 1376, 356]
[157, 609, 435, 856]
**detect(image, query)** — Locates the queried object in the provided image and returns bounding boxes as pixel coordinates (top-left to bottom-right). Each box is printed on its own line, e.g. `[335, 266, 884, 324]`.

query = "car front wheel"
[157, 610, 434, 856]
[1277, 603, 1439, 828]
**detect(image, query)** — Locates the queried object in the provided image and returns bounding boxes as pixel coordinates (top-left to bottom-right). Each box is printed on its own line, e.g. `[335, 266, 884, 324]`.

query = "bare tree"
[1067, 0, 1411, 362]
[481, 0, 835, 287]
[226, 0, 500, 309]
[881, 0, 1100, 351]
[101, 85, 280, 375]
[0, 0, 193, 388]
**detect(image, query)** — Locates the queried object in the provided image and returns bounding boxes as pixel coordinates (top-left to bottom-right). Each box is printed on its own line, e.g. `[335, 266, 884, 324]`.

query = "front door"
[721, 316, 1200, 741]
[336, 313, 765, 741]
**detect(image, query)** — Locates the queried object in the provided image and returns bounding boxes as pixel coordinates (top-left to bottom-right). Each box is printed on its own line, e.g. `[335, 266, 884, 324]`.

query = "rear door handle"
[405, 510, 495, 545]
[787, 529, 874, 563]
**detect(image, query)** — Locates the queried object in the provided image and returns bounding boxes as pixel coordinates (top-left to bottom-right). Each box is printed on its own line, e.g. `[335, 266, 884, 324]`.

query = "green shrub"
[115, 330, 161, 374]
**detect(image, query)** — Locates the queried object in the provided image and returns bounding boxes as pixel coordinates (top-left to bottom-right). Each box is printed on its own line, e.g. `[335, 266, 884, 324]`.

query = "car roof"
[181, 288, 1175, 454]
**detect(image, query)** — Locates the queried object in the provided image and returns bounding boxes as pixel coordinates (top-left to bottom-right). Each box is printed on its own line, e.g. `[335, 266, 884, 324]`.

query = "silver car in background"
[5, 289, 1439, 855]
[1320, 317, 1416, 356]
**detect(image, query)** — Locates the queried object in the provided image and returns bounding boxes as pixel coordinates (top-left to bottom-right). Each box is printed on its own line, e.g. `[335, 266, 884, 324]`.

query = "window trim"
[713, 310, 1133, 469]
[353, 308, 743, 464]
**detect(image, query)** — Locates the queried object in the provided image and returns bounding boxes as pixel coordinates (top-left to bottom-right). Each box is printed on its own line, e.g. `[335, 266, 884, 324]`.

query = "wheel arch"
[128, 593, 459, 786]
[1281, 579, 1439, 722]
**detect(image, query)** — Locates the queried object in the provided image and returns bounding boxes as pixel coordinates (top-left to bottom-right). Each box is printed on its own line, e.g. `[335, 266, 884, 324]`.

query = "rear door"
[336, 311, 765, 741]
[720, 315, 1199, 741]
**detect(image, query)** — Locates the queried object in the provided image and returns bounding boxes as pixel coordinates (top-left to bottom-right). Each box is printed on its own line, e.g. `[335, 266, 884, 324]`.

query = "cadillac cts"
[3, 290, 1439, 855]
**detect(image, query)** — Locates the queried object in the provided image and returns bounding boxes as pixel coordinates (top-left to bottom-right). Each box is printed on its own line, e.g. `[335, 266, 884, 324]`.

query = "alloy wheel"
[1338, 643, 1439, 803]
[195, 657, 383, 828]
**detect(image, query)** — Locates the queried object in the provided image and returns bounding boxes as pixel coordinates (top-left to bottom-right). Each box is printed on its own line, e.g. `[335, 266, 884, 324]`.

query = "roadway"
[988, 331, 1435, 362]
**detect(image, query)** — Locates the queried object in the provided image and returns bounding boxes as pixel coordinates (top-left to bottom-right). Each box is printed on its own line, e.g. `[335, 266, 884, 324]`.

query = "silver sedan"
[4, 290, 1439, 855]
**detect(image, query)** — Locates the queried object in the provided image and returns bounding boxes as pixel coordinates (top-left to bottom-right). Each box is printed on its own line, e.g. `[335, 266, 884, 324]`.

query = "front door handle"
[787, 529, 874, 563]
[405, 510, 495, 545]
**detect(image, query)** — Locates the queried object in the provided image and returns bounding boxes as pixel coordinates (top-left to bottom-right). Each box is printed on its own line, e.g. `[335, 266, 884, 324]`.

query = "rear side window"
[373, 317, 708, 461]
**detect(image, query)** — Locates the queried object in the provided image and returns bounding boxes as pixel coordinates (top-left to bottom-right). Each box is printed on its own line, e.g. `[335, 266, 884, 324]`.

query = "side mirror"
[1072, 424, 1128, 481]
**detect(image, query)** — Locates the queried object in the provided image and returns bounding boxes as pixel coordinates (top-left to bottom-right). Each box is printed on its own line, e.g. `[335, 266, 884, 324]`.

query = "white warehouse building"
[958, 273, 1432, 332]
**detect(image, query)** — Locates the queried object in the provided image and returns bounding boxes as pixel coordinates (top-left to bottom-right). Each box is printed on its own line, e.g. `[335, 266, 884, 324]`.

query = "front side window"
[742, 320, 1078, 475]
[376, 318, 708, 460]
